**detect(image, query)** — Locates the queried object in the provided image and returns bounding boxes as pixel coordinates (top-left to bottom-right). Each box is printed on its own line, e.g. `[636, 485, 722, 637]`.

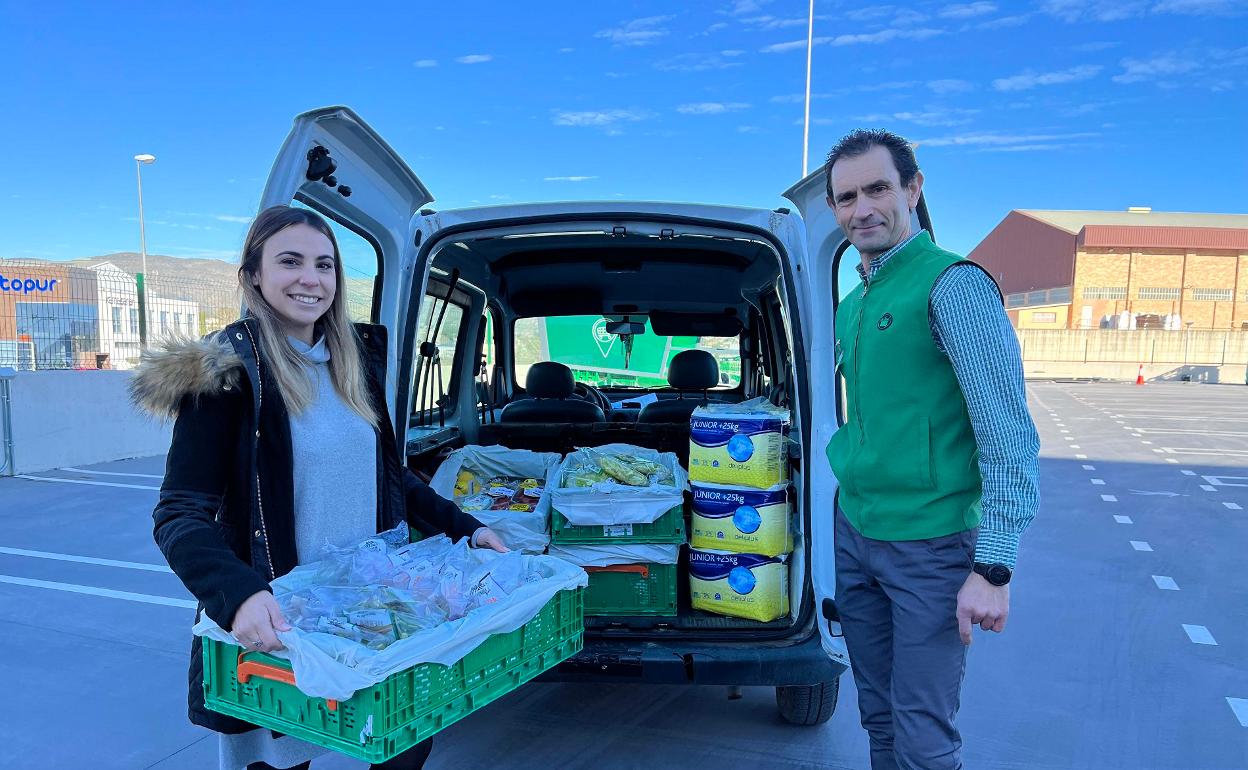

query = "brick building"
[969, 209, 1248, 330]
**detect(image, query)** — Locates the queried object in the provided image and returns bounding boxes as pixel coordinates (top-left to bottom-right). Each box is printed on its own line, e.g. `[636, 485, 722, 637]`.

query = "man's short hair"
[825, 129, 919, 197]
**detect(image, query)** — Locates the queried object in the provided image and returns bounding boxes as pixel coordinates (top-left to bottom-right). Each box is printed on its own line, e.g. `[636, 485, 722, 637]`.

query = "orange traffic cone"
[1136, 365, 1146, 386]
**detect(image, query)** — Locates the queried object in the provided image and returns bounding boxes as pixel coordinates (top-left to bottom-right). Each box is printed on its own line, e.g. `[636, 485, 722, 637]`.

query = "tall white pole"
[136, 159, 149, 282]
[802, 0, 815, 177]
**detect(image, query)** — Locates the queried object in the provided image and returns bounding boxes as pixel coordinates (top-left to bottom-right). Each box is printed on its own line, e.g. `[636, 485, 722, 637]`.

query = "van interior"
[398, 218, 811, 640]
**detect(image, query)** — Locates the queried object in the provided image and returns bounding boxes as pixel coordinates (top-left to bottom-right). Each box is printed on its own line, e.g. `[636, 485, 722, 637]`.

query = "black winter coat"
[131, 318, 482, 733]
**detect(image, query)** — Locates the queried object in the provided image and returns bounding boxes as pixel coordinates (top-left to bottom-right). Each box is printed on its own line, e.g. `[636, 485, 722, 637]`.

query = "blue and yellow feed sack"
[689, 482, 791, 557]
[688, 548, 789, 622]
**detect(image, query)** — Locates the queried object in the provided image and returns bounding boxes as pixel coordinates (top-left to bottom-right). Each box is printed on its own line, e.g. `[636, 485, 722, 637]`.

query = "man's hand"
[472, 527, 510, 553]
[956, 571, 1009, 645]
[232, 590, 291, 653]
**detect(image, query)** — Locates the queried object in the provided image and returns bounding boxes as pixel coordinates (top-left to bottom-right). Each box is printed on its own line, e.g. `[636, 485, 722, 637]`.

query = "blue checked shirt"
[855, 231, 1040, 568]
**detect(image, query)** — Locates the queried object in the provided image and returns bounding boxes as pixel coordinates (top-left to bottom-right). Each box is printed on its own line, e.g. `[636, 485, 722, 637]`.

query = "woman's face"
[252, 223, 337, 344]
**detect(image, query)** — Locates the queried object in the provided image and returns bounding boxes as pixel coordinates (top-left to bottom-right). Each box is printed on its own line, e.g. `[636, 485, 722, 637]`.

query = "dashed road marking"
[1060, 429, 1070, 434]
[1114, 515, 1133, 524]
[1182, 625, 1217, 645]
[1200, 485, 1216, 492]
[1070, 444, 1082, 449]
[1076, 454, 1088, 459]
[1152, 449, 1165, 454]
[1165, 459, 1179, 464]
[1228, 698, 1248, 728]
[1224, 502, 1243, 510]
[0, 546, 172, 573]
[14, 475, 160, 491]
[1082, 464, 1096, 470]
[1181, 470, 1197, 476]
[0, 575, 195, 609]
[1130, 541, 1153, 551]
[1101, 494, 1118, 502]
[1091, 478, 1105, 485]
[61, 467, 164, 479]
[1141, 441, 1153, 445]
[1152, 575, 1180, 591]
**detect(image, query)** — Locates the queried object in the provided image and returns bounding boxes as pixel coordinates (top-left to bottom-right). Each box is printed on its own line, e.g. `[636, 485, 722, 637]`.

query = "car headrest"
[667, 349, 719, 390]
[526, 361, 576, 399]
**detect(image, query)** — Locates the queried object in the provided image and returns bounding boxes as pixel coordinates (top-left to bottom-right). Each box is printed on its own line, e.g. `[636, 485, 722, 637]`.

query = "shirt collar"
[855, 230, 923, 284]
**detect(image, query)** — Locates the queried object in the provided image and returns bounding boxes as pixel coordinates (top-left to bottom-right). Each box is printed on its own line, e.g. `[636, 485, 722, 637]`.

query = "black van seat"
[500, 361, 605, 424]
[637, 349, 718, 424]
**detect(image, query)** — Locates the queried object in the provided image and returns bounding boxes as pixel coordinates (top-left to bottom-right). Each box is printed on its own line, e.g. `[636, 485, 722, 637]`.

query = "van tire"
[776, 679, 839, 726]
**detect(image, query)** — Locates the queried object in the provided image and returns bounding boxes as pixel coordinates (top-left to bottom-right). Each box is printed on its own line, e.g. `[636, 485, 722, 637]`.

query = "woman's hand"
[472, 527, 510, 553]
[232, 590, 292, 653]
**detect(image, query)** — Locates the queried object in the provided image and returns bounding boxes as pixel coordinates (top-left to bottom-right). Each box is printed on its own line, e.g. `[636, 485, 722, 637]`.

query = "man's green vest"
[826, 232, 984, 541]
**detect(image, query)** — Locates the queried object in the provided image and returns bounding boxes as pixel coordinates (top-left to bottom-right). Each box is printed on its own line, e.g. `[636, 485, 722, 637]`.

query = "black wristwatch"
[973, 562, 1012, 586]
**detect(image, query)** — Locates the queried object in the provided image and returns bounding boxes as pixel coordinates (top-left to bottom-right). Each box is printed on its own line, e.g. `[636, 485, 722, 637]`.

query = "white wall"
[6, 370, 172, 474]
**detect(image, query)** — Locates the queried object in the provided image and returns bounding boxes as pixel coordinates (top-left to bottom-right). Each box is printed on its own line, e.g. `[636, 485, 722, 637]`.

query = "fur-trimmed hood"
[129, 334, 243, 420]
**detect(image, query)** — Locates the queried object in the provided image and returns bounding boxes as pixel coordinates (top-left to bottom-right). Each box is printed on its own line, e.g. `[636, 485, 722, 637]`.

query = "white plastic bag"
[547, 541, 682, 567]
[549, 444, 687, 526]
[193, 528, 587, 701]
[428, 445, 561, 553]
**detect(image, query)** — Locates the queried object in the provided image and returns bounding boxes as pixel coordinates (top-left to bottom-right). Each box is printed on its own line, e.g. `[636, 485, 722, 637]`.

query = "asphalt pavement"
[0, 381, 1245, 769]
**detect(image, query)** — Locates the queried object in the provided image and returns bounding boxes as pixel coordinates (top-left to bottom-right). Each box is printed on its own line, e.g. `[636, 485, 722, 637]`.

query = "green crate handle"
[584, 564, 650, 578]
[235, 650, 340, 712]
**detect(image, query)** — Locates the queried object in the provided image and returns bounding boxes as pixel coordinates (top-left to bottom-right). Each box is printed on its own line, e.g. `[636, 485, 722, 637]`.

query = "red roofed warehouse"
[968, 209, 1248, 330]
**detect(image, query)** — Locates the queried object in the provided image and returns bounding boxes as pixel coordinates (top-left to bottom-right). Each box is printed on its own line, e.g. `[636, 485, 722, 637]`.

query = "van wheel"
[776, 679, 839, 726]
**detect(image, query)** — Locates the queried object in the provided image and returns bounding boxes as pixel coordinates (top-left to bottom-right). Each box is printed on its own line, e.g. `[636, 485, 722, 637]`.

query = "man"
[823, 128, 1040, 770]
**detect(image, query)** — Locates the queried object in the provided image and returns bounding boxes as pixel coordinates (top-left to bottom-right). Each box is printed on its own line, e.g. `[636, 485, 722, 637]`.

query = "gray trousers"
[834, 509, 977, 770]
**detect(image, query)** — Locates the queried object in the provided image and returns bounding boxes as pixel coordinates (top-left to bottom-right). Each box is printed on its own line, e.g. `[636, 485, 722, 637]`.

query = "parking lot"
[1, 380, 1245, 769]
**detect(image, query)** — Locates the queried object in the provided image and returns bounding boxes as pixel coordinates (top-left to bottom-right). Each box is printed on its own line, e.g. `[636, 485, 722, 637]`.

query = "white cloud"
[677, 102, 751, 115]
[845, 7, 895, 21]
[552, 109, 652, 128]
[993, 64, 1102, 91]
[760, 27, 943, 53]
[1151, 0, 1245, 14]
[940, 2, 997, 18]
[414, 59, 438, 68]
[850, 107, 980, 127]
[979, 143, 1078, 152]
[215, 215, 252, 223]
[703, 22, 730, 34]
[727, 0, 773, 15]
[975, 14, 1031, 28]
[456, 54, 493, 64]
[1073, 41, 1119, 52]
[1113, 53, 1200, 83]
[721, 49, 746, 57]
[595, 16, 673, 47]
[740, 14, 814, 30]
[1042, 0, 1243, 21]
[913, 131, 1098, 147]
[654, 52, 744, 71]
[559, 47, 575, 53]
[737, 126, 761, 133]
[544, 176, 598, 182]
[760, 37, 828, 54]
[927, 78, 974, 94]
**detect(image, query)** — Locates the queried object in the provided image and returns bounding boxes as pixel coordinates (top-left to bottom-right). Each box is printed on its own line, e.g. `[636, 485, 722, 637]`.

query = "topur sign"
[0, 275, 59, 294]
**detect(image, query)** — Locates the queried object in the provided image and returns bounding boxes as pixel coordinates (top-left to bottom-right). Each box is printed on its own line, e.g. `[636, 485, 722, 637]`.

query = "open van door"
[259, 106, 433, 421]
[782, 167, 848, 666]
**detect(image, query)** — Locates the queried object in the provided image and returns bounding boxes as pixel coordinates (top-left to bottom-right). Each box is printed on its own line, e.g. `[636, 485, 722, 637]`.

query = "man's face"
[826, 145, 924, 260]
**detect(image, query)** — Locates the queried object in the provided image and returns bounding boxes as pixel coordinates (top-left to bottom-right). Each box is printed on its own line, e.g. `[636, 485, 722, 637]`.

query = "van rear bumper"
[539, 627, 845, 687]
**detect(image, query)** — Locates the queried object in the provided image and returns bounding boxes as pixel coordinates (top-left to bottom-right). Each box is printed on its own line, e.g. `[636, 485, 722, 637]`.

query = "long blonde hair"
[237, 205, 380, 428]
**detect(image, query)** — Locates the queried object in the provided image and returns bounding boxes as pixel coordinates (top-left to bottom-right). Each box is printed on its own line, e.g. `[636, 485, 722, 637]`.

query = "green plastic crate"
[551, 503, 685, 545]
[203, 588, 583, 763]
[584, 562, 678, 616]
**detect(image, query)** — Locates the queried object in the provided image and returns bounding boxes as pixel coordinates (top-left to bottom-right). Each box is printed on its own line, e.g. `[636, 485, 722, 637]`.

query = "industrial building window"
[1031, 312, 1058, 323]
[112, 307, 122, 333]
[1026, 291, 1047, 305]
[1004, 287, 1071, 308]
[1049, 287, 1072, 303]
[1138, 287, 1181, 301]
[1005, 293, 1026, 308]
[1082, 286, 1127, 300]
[1192, 288, 1233, 302]
[129, 308, 139, 334]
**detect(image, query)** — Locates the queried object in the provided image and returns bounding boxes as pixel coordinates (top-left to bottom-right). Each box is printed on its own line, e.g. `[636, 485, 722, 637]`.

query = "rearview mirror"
[605, 320, 645, 336]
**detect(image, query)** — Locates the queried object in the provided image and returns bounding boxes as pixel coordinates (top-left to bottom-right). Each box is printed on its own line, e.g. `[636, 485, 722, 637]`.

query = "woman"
[132, 205, 504, 770]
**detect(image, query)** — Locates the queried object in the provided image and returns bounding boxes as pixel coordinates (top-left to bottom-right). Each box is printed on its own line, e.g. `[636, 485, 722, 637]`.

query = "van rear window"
[515, 315, 740, 390]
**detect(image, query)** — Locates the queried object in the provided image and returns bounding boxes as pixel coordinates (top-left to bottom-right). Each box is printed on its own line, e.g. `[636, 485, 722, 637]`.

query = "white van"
[257, 106, 932, 725]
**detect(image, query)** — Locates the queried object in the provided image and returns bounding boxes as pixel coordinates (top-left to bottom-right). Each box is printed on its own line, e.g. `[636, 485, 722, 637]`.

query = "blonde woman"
[133, 205, 504, 770]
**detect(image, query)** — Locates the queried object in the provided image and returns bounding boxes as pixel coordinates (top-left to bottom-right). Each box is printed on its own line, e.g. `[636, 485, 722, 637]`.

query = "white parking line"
[1182, 624, 1218, 645]
[61, 467, 164, 479]
[1224, 502, 1243, 510]
[1091, 479, 1105, 485]
[1141, 441, 1153, 445]
[0, 546, 172, 573]
[1130, 541, 1153, 551]
[1163, 447, 1248, 457]
[1076, 454, 1089, 459]
[1152, 575, 1180, 591]
[1228, 698, 1248, 728]
[1101, 494, 1118, 502]
[1114, 515, 1133, 524]
[14, 475, 159, 491]
[1082, 464, 1096, 470]
[0, 575, 194, 609]
[1070, 444, 1082, 449]
[1060, 429, 1070, 434]
[1200, 485, 1216, 492]
[1165, 459, 1179, 464]
[1181, 470, 1197, 476]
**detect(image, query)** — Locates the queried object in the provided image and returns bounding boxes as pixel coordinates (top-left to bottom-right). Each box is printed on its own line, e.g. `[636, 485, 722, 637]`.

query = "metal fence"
[0, 260, 238, 370]
[1017, 328, 1248, 366]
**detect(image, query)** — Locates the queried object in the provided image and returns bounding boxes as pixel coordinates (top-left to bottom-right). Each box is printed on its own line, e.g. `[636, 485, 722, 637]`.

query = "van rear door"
[259, 106, 432, 427]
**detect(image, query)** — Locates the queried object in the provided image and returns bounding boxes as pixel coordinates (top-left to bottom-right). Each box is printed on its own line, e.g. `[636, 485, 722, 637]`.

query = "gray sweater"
[288, 335, 378, 565]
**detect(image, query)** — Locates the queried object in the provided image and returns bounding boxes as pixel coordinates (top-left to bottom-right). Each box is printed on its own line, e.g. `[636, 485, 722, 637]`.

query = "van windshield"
[514, 315, 741, 390]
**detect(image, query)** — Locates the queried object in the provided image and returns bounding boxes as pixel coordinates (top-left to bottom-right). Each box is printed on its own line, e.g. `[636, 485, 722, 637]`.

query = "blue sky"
[1, 0, 1244, 266]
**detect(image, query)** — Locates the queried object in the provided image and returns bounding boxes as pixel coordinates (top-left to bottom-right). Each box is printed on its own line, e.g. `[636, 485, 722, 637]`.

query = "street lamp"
[134, 153, 155, 346]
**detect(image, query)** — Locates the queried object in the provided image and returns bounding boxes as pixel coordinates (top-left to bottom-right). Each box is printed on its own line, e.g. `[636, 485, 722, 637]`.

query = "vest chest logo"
[876, 313, 894, 331]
